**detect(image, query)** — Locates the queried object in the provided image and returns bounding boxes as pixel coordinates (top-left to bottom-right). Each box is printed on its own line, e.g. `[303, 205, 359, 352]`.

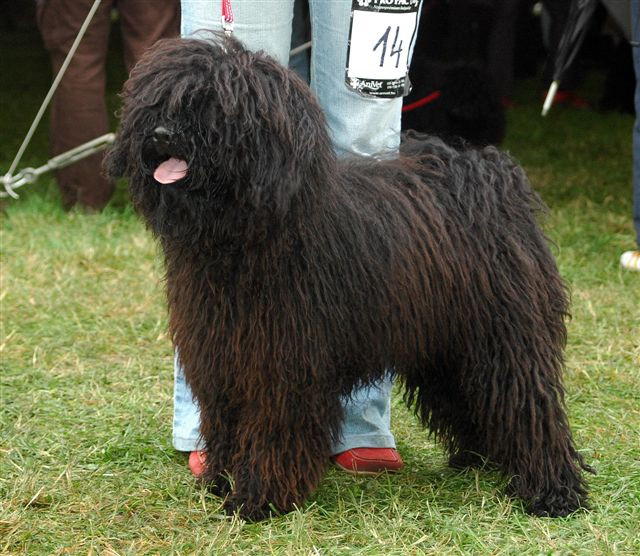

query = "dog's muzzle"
[144, 126, 189, 184]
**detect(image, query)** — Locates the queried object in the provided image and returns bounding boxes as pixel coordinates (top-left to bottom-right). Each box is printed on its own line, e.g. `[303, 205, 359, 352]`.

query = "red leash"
[402, 90, 441, 113]
[222, 0, 234, 35]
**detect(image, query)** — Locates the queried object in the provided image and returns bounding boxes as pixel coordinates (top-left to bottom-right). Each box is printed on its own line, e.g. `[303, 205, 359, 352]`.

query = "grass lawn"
[1, 28, 639, 555]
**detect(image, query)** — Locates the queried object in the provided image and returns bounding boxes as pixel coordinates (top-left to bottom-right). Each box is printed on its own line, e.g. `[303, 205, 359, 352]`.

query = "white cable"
[289, 41, 312, 57]
[541, 80, 559, 117]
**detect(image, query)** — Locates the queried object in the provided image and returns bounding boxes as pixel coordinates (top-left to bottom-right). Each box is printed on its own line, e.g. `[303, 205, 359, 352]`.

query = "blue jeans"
[633, 0, 640, 247]
[179, 0, 411, 156]
[173, 0, 420, 454]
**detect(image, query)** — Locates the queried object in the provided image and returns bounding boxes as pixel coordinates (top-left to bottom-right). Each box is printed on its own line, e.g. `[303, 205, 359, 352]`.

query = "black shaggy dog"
[106, 36, 593, 521]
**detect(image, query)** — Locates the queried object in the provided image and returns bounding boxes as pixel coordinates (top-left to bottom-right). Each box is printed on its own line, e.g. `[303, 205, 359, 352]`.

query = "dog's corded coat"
[106, 36, 593, 521]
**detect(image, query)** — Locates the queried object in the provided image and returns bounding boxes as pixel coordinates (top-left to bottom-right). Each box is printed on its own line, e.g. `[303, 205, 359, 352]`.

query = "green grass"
[1, 29, 639, 555]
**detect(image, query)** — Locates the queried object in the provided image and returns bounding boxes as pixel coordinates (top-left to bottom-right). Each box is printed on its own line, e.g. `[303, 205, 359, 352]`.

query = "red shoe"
[333, 447, 404, 476]
[188, 450, 207, 478]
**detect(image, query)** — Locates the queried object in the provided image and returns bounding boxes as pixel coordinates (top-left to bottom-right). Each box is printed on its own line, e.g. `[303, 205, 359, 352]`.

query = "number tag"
[345, 0, 421, 98]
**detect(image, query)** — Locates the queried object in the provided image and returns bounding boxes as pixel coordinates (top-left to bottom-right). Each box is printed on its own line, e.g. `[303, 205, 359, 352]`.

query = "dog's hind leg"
[456, 257, 593, 517]
[466, 320, 592, 517]
[409, 327, 591, 516]
[406, 265, 591, 515]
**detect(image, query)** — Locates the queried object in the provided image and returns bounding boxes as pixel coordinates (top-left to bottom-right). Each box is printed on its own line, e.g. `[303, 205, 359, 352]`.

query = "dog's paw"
[210, 479, 232, 498]
[510, 479, 590, 518]
[222, 497, 277, 522]
[448, 450, 487, 470]
[526, 490, 590, 518]
[202, 471, 233, 498]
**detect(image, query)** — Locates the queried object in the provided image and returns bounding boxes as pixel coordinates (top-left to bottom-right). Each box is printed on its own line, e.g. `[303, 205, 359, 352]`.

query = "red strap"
[401, 90, 441, 113]
[222, 0, 234, 34]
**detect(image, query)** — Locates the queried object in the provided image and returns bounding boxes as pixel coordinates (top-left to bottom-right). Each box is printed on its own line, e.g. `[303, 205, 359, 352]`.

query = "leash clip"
[222, 16, 234, 37]
[221, 0, 234, 36]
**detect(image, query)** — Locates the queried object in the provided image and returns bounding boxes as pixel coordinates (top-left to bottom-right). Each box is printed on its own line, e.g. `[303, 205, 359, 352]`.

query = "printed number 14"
[373, 26, 403, 68]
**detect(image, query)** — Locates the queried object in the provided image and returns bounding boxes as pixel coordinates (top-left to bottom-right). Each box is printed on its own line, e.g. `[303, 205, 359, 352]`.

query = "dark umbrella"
[542, 0, 599, 116]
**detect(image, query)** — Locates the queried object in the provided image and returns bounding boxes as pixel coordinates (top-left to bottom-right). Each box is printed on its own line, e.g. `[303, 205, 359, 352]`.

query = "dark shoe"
[333, 447, 404, 476]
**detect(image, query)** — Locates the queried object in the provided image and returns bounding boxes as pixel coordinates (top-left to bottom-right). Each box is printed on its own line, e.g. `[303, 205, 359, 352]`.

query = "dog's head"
[105, 35, 334, 242]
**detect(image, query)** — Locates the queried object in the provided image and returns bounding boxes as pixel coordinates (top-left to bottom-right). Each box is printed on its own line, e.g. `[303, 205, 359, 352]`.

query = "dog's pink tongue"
[153, 157, 188, 184]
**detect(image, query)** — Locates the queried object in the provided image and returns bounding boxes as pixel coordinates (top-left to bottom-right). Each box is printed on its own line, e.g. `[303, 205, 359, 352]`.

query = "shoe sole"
[333, 462, 403, 476]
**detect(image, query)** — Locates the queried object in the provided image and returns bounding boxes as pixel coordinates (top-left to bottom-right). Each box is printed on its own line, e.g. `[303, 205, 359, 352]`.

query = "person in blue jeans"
[621, 0, 640, 271]
[174, 0, 423, 476]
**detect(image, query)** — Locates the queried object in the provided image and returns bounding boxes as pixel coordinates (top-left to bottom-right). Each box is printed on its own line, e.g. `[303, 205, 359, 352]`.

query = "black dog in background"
[106, 35, 592, 521]
[401, 0, 506, 147]
[402, 58, 506, 147]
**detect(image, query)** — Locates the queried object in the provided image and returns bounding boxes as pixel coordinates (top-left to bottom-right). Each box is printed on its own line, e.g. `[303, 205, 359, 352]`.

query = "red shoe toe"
[333, 447, 404, 476]
[188, 450, 207, 478]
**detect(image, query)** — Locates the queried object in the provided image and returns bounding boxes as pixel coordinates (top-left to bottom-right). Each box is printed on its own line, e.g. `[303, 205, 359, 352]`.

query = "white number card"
[345, 0, 422, 98]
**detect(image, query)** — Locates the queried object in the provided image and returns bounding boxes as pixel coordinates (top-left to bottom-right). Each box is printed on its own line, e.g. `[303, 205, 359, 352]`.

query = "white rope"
[2, 0, 103, 198]
[0, 133, 114, 199]
[541, 80, 559, 117]
[289, 41, 311, 57]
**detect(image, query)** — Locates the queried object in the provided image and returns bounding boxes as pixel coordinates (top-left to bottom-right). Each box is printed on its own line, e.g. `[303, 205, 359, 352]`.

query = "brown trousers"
[37, 0, 180, 210]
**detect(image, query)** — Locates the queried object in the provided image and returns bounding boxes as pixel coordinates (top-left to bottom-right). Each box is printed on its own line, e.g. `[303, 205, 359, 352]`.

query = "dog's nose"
[152, 126, 173, 153]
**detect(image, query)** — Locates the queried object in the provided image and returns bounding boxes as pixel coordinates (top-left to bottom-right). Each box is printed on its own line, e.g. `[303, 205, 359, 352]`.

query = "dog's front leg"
[194, 391, 239, 498]
[222, 388, 342, 521]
